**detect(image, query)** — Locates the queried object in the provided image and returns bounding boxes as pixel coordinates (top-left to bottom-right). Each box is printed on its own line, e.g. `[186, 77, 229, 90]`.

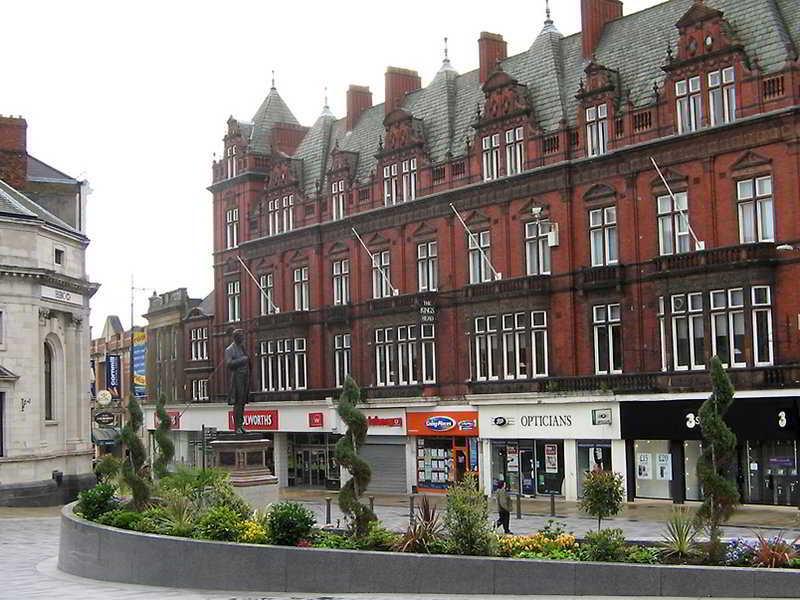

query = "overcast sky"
[4, 0, 661, 333]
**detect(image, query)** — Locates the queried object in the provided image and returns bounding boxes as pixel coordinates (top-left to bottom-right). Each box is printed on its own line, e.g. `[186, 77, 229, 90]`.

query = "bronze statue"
[225, 329, 250, 434]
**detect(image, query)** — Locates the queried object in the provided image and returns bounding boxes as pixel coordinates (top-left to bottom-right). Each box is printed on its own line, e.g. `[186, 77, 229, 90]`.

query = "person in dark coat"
[495, 479, 513, 534]
[225, 329, 251, 434]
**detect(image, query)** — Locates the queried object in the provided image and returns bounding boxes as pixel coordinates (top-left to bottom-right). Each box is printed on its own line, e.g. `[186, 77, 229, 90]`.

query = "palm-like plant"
[394, 496, 444, 553]
[659, 507, 701, 562]
[751, 531, 800, 568]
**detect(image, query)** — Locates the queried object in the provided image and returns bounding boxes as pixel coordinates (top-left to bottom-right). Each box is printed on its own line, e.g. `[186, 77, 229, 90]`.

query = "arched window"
[44, 342, 53, 420]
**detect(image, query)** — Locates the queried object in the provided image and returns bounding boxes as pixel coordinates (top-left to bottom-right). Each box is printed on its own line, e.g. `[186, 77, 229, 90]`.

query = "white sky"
[3, 0, 661, 333]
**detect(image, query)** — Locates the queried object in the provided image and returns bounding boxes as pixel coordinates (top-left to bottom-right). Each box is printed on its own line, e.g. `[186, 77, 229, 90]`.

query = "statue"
[225, 329, 251, 434]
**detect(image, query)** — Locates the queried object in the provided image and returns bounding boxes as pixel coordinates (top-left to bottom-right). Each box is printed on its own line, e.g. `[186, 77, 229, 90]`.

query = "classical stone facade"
[0, 116, 97, 505]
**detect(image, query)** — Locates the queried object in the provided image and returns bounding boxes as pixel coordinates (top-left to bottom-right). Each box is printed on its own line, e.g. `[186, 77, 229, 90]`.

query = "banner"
[105, 354, 121, 399]
[132, 331, 147, 398]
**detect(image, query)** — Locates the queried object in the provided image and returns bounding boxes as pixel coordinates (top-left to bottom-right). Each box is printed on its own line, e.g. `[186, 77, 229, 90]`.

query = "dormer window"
[226, 145, 238, 179]
[401, 159, 417, 201]
[383, 164, 398, 206]
[676, 76, 702, 134]
[482, 134, 500, 181]
[331, 180, 346, 221]
[586, 104, 608, 157]
[268, 194, 294, 236]
[708, 67, 735, 126]
[225, 208, 239, 249]
[505, 127, 525, 175]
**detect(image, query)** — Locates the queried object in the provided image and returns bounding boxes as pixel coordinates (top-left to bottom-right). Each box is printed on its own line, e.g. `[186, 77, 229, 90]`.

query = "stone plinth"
[210, 435, 278, 508]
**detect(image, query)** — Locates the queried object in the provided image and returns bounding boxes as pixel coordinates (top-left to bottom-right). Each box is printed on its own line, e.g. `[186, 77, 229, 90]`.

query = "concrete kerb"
[58, 502, 800, 597]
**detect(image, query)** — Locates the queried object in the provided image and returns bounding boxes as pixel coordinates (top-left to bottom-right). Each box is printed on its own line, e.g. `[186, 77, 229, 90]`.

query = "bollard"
[550, 492, 556, 517]
[409, 494, 416, 525]
[369, 495, 375, 513]
[516, 493, 522, 520]
[325, 496, 332, 525]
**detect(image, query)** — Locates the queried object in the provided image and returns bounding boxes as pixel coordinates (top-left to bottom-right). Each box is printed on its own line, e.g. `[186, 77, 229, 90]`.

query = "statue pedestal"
[210, 435, 279, 509]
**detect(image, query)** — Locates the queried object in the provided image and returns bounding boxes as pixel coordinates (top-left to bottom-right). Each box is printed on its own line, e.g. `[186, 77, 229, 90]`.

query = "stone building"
[146, 0, 800, 502]
[0, 115, 97, 505]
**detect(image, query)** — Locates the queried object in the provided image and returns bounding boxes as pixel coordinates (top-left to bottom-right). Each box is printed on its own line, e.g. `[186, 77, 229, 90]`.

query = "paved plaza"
[1, 499, 798, 599]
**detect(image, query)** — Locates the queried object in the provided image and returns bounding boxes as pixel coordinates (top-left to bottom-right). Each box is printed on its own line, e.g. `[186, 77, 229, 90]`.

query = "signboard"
[94, 411, 115, 426]
[367, 416, 403, 428]
[406, 411, 479, 437]
[637, 453, 652, 480]
[155, 410, 181, 429]
[364, 409, 406, 435]
[132, 331, 147, 398]
[656, 453, 672, 481]
[480, 403, 620, 440]
[89, 360, 96, 399]
[544, 443, 559, 474]
[308, 412, 324, 428]
[419, 298, 437, 324]
[105, 354, 121, 399]
[506, 443, 520, 472]
[41, 285, 84, 307]
[227, 409, 279, 431]
[592, 408, 613, 426]
[96, 390, 113, 407]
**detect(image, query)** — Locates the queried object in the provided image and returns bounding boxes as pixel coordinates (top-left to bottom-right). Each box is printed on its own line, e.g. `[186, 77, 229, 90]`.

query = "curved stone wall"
[58, 504, 800, 597]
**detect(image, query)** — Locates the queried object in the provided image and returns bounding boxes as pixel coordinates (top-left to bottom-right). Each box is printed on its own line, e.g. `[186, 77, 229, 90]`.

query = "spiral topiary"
[120, 394, 150, 509]
[334, 376, 376, 536]
[696, 356, 739, 562]
[153, 394, 175, 479]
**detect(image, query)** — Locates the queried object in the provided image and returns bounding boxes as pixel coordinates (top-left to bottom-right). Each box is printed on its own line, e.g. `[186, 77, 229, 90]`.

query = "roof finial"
[324, 85, 329, 108]
[545, 0, 552, 24]
[444, 36, 449, 61]
[271, 70, 276, 90]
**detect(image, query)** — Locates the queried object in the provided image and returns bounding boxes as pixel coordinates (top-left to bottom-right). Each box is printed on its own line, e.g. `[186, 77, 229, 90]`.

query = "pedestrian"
[495, 480, 512, 534]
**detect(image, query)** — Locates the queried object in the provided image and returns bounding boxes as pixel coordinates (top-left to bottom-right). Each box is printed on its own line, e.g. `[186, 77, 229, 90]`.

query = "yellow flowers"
[238, 520, 268, 544]
[497, 532, 577, 557]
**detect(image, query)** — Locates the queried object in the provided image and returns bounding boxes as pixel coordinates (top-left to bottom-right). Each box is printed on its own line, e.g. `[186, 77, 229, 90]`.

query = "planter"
[58, 503, 800, 597]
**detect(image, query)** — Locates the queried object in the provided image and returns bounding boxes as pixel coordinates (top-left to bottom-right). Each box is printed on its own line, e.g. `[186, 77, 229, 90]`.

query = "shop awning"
[92, 427, 121, 446]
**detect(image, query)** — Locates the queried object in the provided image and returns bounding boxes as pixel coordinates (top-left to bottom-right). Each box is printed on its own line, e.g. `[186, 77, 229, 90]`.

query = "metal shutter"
[359, 443, 406, 494]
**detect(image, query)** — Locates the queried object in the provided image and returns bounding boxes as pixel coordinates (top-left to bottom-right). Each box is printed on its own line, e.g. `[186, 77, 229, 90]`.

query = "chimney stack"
[346, 85, 373, 130]
[479, 32, 507, 84]
[581, 0, 623, 60]
[0, 115, 27, 189]
[384, 67, 421, 116]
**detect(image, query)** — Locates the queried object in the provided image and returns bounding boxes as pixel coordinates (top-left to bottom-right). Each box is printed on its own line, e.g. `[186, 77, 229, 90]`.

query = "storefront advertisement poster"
[506, 444, 520, 472]
[656, 453, 672, 481]
[544, 443, 558, 473]
[637, 453, 652, 480]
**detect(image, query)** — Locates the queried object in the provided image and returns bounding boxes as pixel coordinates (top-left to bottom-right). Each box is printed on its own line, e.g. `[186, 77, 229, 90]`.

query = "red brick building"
[195, 0, 800, 503]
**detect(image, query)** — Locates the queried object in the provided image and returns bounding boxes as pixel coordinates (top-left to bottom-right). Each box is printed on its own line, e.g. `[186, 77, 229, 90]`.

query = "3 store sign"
[686, 411, 789, 429]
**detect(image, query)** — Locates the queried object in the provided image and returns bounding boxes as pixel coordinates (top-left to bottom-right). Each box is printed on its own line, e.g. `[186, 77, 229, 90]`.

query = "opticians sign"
[406, 411, 479, 437]
[480, 403, 620, 439]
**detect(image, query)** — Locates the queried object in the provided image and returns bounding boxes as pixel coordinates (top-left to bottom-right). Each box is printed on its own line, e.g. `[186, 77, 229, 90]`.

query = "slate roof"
[26, 155, 79, 185]
[0, 177, 85, 238]
[248, 86, 301, 154]
[239, 0, 799, 193]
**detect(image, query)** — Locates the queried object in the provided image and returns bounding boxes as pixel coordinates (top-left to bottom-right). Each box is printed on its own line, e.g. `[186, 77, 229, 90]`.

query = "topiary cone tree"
[334, 376, 376, 536]
[153, 394, 175, 480]
[696, 356, 739, 563]
[119, 393, 150, 510]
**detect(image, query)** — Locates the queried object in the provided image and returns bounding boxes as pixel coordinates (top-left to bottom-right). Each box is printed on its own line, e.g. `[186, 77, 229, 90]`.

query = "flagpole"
[650, 157, 705, 250]
[351, 227, 399, 296]
[449, 203, 502, 281]
[236, 255, 280, 313]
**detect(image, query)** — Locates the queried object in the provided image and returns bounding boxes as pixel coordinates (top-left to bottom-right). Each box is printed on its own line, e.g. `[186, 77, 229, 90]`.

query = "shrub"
[266, 502, 315, 546]
[625, 545, 659, 564]
[394, 496, 444, 554]
[579, 528, 628, 562]
[152, 395, 175, 479]
[94, 455, 122, 482]
[359, 521, 401, 551]
[96, 509, 143, 530]
[238, 520, 269, 544]
[76, 483, 119, 521]
[751, 532, 800, 568]
[313, 531, 360, 550]
[659, 507, 701, 563]
[444, 473, 496, 556]
[193, 505, 245, 542]
[204, 480, 252, 520]
[158, 491, 196, 537]
[120, 395, 150, 510]
[579, 471, 624, 531]
[725, 538, 756, 566]
[157, 466, 228, 503]
[497, 532, 577, 558]
[517, 547, 580, 561]
[789, 557, 800, 569]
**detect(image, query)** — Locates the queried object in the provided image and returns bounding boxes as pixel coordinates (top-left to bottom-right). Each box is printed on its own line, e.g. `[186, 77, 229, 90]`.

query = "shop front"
[620, 396, 800, 506]
[407, 410, 479, 492]
[478, 401, 623, 501]
[357, 409, 408, 494]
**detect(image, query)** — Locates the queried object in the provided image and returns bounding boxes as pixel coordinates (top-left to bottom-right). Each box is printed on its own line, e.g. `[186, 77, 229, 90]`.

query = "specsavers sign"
[479, 402, 620, 439]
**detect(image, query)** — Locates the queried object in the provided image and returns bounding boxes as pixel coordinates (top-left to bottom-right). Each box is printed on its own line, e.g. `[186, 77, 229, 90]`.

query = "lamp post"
[128, 276, 150, 430]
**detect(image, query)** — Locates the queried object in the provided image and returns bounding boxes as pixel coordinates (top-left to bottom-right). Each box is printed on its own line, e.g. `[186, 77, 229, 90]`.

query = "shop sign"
[227, 409, 278, 431]
[96, 390, 113, 408]
[105, 354, 122, 399]
[155, 410, 181, 429]
[368, 416, 403, 428]
[41, 285, 84, 306]
[407, 411, 479, 437]
[419, 298, 437, 324]
[94, 411, 115, 426]
[308, 412, 324, 428]
[592, 408, 613, 426]
[521, 415, 573, 428]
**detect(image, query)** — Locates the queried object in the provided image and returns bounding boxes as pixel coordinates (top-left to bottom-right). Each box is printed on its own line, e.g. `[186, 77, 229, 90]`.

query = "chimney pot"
[0, 115, 27, 189]
[346, 85, 373, 130]
[384, 67, 421, 116]
[581, 0, 623, 60]
[478, 32, 507, 84]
